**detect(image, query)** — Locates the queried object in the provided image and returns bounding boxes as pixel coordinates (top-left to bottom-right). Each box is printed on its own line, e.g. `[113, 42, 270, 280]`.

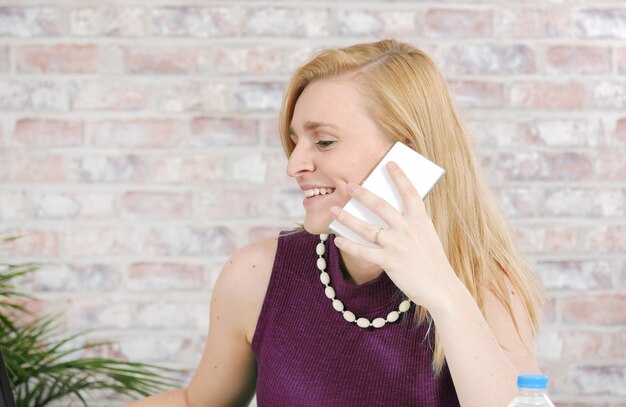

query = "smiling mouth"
[303, 187, 335, 198]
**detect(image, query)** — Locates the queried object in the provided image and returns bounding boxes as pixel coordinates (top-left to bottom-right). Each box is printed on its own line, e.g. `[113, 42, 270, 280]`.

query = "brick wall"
[0, 1, 624, 406]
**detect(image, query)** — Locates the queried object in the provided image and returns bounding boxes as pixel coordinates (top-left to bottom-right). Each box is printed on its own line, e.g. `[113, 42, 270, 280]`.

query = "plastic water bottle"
[506, 374, 555, 407]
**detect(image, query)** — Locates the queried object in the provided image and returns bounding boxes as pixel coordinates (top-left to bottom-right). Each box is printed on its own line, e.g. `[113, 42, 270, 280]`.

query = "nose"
[286, 143, 314, 178]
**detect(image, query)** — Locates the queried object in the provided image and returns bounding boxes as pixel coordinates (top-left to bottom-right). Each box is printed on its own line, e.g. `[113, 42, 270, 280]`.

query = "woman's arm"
[331, 163, 540, 407]
[123, 238, 276, 407]
[428, 277, 539, 407]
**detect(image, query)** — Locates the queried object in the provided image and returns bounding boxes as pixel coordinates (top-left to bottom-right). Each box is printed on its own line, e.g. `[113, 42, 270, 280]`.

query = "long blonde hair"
[279, 39, 544, 373]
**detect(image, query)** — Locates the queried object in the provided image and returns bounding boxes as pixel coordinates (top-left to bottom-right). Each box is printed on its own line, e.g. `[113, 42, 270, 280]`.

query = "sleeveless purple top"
[252, 231, 460, 406]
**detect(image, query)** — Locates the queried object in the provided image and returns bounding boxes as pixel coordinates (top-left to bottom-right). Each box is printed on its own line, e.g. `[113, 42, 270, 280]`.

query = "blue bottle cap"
[517, 374, 549, 389]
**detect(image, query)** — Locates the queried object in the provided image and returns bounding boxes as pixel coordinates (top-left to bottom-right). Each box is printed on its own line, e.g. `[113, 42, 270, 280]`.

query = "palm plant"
[0, 234, 181, 406]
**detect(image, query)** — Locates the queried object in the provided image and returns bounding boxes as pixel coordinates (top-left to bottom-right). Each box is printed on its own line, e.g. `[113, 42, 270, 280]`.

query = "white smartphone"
[328, 141, 445, 248]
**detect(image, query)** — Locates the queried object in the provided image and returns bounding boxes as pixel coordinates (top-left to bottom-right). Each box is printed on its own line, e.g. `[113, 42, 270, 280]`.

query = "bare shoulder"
[213, 237, 278, 343]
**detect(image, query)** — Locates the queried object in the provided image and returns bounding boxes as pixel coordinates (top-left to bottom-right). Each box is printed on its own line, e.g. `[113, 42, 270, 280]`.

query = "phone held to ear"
[328, 142, 445, 248]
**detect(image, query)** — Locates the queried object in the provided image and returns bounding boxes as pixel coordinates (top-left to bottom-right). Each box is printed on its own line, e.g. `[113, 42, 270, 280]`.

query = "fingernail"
[387, 161, 398, 170]
[330, 206, 340, 217]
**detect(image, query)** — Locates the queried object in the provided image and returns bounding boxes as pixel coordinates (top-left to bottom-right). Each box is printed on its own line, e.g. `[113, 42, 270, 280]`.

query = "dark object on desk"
[0, 350, 16, 407]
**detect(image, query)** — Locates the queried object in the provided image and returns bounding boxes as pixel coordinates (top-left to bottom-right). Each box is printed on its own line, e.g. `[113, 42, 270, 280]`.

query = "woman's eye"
[316, 140, 335, 148]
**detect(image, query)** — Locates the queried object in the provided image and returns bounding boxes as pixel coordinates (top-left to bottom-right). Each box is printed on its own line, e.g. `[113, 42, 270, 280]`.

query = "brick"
[248, 226, 292, 243]
[152, 6, 242, 38]
[541, 188, 624, 217]
[32, 191, 115, 219]
[121, 46, 208, 74]
[245, 7, 331, 37]
[615, 118, 626, 146]
[448, 81, 504, 108]
[492, 187, 541, 218]
[90, 119, 186, 148]
[596, 151, 626, 181]
[535, 260, 613, 291]
[496, 8, 569, 38]
[13, 118, 84, 147]
[0, 153, 64, 182]
[135, 300, 208, 329]
[523, 119, 603, 147]
[215, 47, 283, 74]
[562, 294, 626, 325]
[231, 153, 268, 184]
[494, 152, 593, 181]
[509, 82, 584, 109]
[591, 81, 626, 109]
[17, 44, 98, 73]
[71, 7, 146, 37]
[121, 191, 191, 219]
[275, 189, 306, 219]
[546, 46, 611, 75]
[234, 82, 284, 112]
[127, 262, 205, 291]
[72, 81, 149, 111]
[101, 333, 201, 364]
[0, 7, 62, 37]
[4, 229, 59, 257]
[568, 365, 626, 396]
[0, 80, 29, 109]
[265, 151, 294, 186]
[260, 118, 280, 146]
[424, 9, 492, 38]
[467, 120, 524, 147]
[534, 330, 563, 362]
[574, 8, 626, 39]
[157, 82, 230, 113]
[190, 117, 259, 147]
[511, 224, 580, 254]
[0, 46, 9, 72]
[145, 226, 237, 256]
[150, 153, 271, 185]
[68, 155, 148, 183]
[32, 263, 121, 292]
[30, 81, 69, 111]
[378, 10, 419, 37]
[583, 226, 626, 253]
[0, 191, 27, 220]
[444, 44, 536, 75]
[561, 331, 622, 360]
[285, 47, 323, 72]
[149, 156, 225, 183]
[196, 187, 287, 219]
[66, 298, 131, 329]
[61, 227, 145, 257]
[618, 48, 626, 74]
[337, 9, 384, 36]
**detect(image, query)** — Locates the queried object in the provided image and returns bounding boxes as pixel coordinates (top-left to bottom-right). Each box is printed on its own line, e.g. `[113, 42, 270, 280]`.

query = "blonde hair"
[279, 39, 544, 373]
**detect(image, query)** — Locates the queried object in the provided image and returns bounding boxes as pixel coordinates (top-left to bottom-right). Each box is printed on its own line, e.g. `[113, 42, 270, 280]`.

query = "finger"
[333, 235, 384, 266]
[386, 161, 424, 218]
[345, 183, 404, 227]
[331, 205, 387, 244]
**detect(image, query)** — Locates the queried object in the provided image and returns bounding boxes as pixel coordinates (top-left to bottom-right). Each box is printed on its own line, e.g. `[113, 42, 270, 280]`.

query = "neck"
[338, 245, 384, 285]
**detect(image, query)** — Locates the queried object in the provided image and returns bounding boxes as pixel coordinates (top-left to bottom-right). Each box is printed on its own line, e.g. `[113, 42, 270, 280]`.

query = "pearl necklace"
[316, 234, 412, 329]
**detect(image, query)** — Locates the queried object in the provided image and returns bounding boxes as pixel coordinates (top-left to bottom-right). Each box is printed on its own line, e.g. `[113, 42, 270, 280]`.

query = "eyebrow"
[289, 121, 340, 136]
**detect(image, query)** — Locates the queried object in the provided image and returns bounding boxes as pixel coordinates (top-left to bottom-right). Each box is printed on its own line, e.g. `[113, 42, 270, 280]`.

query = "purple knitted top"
[251, 231, 460, 406]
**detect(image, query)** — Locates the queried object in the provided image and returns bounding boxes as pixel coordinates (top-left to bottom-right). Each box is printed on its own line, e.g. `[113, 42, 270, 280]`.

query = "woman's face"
[287, 77, 394, 234]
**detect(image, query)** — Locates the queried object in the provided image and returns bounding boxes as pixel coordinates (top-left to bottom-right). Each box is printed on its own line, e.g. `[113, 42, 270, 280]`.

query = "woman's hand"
[330, 161, 462, 313]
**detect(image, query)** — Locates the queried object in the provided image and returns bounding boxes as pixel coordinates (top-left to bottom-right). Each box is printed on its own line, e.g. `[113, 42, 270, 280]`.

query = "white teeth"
[304, 188, 335, 198]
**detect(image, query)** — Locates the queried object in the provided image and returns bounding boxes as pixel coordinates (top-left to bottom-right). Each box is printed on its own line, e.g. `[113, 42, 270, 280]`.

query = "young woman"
[125, 39, 544, 407]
